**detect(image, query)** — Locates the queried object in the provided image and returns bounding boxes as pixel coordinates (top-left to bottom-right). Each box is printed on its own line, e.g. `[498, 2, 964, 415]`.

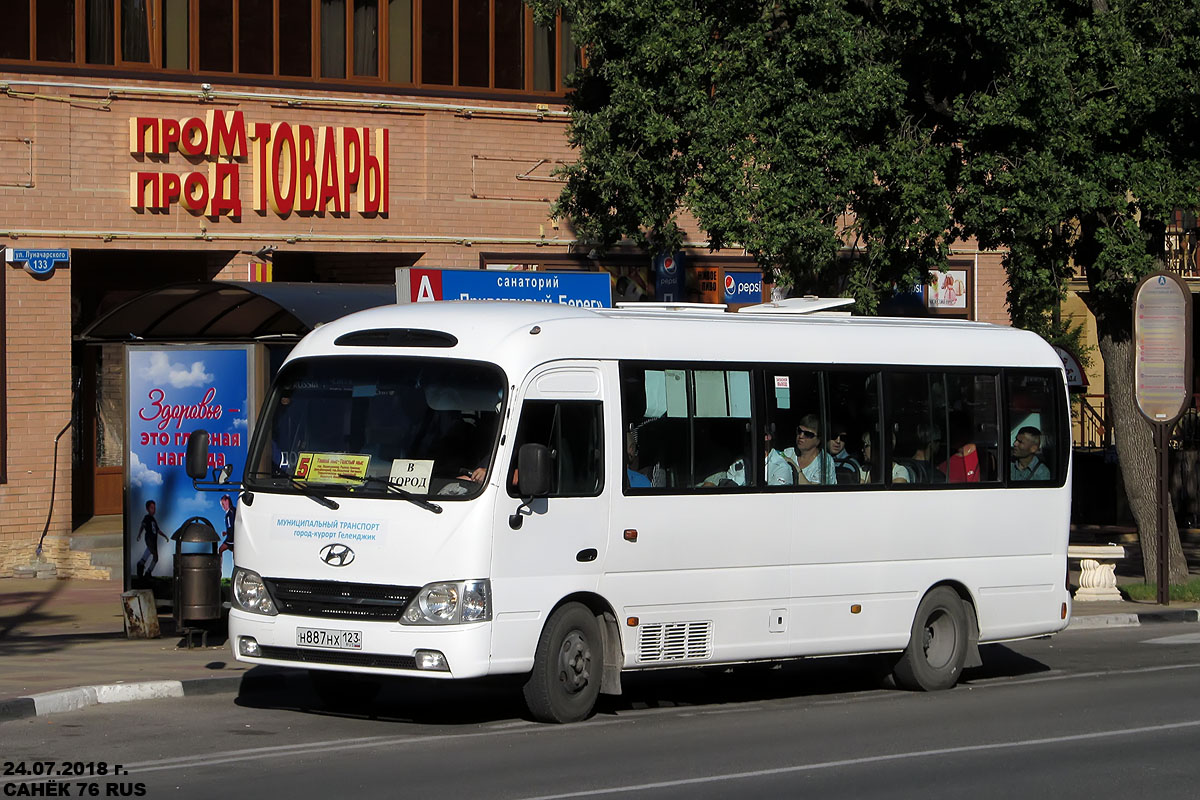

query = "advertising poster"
[654, 252, 683, 302]
[723, 271, 765, 305]
[126, 346, 253, 592]
[609, 265, 653, 303]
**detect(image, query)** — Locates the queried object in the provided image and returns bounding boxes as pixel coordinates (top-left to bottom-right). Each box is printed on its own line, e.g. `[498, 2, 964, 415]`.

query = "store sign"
[5, 248, 69, 276]
[1052, 346, 1088, 390]
[723, 271, 764, 305]
[654, 252, 683, 302]
[128, 110, 388, 218]
[396, 268, 612, 307]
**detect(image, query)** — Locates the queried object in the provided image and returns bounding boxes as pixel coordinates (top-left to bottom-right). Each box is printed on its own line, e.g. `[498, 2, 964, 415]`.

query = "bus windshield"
[245, 356, 506, 501]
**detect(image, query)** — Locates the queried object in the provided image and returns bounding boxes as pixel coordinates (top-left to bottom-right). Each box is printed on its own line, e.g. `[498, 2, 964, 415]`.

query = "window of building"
[237, 0, 273, 75]
[0, 0, 31, 60]
[2, 0, 579, 94]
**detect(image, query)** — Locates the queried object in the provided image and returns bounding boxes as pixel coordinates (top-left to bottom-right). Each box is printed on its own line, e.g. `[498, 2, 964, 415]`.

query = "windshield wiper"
[339, 475, 443, 514]
[288, 478, 340, 510]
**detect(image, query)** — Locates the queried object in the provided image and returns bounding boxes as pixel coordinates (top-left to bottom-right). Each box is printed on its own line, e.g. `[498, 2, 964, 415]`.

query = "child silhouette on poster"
[218, 494, 235, 555]
[135, 499, 169, 578]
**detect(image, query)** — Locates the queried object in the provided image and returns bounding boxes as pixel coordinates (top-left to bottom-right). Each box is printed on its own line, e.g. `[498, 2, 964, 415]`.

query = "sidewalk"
[0, 577, 283, 722]
[1, 574, 1197, 723]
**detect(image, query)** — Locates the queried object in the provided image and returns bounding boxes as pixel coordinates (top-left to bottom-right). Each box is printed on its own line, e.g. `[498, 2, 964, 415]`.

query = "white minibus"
[191, 300, 1072, 723]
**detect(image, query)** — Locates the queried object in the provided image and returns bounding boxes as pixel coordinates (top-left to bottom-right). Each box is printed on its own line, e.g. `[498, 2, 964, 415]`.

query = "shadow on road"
[232, 643, 1052, 726]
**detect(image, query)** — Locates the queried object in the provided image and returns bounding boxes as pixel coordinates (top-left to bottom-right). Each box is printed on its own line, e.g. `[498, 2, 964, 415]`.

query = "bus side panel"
[783, 487, 1070, 652]
[604, 493, 795, 667]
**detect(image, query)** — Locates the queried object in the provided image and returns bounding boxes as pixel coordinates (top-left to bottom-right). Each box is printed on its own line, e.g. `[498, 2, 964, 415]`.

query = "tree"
[936, 0, 1200, 582]
[532, 0, 957, 305]
[535, 0, 1200, 581]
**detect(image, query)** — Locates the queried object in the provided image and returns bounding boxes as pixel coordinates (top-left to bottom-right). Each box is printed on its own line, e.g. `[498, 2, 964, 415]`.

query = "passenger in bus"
[939, 418, 980, 483]
[827, 423, 861, 484]
[893, 423, 944, 484]
[701, 424, 793, 487]
[1011, 426, 1051, 480]
[782, 414, 837, 485]
[626, 431, 652, 488]
[860, 432, 876, 483]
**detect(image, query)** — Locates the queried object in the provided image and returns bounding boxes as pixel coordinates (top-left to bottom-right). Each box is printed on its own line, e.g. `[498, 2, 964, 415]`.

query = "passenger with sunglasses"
[826, 423, 861, 481]
[781, 413, 838, 485]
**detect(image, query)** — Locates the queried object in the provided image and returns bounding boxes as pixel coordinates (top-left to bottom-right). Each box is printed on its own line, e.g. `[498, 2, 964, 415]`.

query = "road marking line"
[512, 719, 1200, 800]
[1142, 633, 1200, 644]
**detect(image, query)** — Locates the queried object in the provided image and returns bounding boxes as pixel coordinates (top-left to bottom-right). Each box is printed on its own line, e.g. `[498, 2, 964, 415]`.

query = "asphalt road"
[3, 624, 1200, 799]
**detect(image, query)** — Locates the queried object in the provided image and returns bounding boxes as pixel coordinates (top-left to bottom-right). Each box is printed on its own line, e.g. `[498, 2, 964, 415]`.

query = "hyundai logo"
[319, 543, 356, 567]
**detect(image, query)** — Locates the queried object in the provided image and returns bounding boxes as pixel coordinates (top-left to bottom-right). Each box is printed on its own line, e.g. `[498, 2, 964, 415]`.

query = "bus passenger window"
[825, 370, 882, 485]
[1007, 372, 1060, 482]
[940, 374, 1000, 484]
[621, 365, 754, 490]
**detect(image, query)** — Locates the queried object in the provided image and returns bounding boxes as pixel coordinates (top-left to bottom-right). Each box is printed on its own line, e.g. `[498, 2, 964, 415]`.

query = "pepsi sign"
[654, 251, 684, 301]
[723, 271, 763, 304]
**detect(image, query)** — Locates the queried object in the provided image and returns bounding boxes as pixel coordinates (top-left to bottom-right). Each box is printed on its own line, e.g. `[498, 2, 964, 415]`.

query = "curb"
[1067, 608, 1200, 630]
[0, 673, 261, 723]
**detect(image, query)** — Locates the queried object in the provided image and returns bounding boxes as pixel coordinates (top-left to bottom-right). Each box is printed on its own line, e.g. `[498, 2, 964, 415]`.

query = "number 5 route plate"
[297, 627, 363, 650]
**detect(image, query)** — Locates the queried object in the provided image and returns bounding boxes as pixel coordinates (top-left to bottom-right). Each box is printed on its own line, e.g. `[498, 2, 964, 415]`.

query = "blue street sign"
[398, 268, 612, 308]
[8, 248, 70, 276]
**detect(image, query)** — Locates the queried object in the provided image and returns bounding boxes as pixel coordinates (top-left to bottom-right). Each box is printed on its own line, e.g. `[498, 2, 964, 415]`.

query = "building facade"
[0, 0, 1013, 577]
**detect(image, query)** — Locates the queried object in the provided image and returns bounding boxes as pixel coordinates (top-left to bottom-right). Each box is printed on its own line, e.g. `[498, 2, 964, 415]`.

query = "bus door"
[489, 363, 610, 667]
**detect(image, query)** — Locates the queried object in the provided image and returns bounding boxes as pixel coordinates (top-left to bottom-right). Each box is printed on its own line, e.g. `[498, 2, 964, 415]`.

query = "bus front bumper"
[228, 609, 493, 679]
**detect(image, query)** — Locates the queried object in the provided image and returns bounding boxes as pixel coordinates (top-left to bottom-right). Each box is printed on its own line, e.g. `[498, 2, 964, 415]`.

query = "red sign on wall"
[128, 109, 389, 219]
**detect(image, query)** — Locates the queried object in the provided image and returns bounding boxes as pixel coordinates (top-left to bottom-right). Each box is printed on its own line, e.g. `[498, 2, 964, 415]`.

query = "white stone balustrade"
[1067, 544, 1126, 602]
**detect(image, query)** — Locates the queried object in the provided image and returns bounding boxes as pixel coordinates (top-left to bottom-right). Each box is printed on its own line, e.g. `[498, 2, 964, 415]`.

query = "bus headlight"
[232, 568, 277, 616]
[402, 579, 491, 625]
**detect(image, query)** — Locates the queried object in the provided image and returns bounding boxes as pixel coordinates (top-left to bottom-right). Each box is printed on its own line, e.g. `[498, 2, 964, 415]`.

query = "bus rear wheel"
[893, 587, 969, 691]
[523, 602, 602, 723]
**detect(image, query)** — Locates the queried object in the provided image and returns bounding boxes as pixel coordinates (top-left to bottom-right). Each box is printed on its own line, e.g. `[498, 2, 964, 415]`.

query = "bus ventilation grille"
[636, 621, 713, 663]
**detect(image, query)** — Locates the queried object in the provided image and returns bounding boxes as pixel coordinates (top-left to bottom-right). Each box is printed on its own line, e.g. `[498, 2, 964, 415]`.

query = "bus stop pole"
[1156, 422, 1171, 606]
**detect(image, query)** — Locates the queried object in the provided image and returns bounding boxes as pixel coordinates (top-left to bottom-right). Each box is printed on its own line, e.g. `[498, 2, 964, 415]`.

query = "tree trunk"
[1098, 334, 1190, 585]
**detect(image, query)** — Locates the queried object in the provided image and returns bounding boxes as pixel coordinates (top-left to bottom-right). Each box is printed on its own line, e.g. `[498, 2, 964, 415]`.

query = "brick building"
[0, 1, 1012, 578]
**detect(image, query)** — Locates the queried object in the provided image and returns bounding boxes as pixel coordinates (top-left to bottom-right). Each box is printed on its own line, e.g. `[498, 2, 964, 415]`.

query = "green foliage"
[533, 0, 1200, 333]
[1121, 578, 1200, 603]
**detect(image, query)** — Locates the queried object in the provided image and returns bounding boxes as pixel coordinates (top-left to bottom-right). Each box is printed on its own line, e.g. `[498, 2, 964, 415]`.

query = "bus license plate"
[296, 627, 362, 651]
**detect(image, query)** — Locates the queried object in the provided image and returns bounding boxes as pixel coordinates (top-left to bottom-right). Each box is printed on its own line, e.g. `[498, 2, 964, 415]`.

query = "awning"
[79, 281, 396, 342]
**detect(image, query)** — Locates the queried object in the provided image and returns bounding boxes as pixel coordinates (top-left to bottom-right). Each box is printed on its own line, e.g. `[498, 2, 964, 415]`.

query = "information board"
[1133, 271, 1193, 425]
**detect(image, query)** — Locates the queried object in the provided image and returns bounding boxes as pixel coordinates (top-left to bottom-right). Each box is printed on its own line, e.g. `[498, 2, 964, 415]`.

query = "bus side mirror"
[516, 443, 552, 498]
[185, 430, 210, 481]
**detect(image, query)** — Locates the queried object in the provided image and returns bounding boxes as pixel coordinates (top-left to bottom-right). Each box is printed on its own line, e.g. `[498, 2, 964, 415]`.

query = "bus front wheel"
[523, 602, 602, 723]
[893, 587, 969, 691]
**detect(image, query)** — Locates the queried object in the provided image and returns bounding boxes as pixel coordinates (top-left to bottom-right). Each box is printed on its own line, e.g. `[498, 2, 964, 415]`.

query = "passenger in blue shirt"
[1011, 426, 1051, 481]
[626, 432, 652, 488]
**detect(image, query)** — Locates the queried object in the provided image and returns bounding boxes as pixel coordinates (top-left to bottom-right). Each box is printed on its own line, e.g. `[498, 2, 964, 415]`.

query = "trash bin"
[171, 516, 222, 633]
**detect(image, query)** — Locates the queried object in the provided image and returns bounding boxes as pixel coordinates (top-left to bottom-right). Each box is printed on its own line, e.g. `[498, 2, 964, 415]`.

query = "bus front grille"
[257, 645, 417, 671]
[263, 578, 418, 622]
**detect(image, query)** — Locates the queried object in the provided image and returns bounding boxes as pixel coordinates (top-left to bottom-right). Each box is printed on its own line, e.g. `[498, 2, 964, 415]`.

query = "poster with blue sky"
[126, 346, 253, 588]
